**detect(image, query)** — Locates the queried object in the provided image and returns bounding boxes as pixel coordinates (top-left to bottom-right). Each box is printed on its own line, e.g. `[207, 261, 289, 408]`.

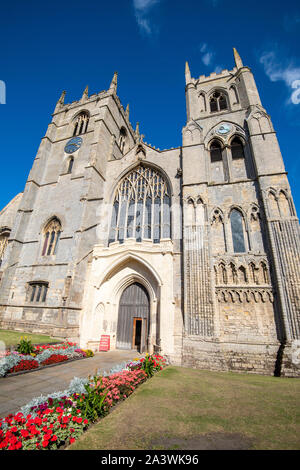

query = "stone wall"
[182, 337, 280, 375]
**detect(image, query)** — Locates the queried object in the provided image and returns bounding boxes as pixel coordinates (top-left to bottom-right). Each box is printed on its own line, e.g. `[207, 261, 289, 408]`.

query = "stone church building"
[0, 49, 299, 376]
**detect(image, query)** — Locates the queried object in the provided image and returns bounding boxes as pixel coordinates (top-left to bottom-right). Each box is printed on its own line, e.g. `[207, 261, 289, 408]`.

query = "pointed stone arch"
[99, 252, 163, 291]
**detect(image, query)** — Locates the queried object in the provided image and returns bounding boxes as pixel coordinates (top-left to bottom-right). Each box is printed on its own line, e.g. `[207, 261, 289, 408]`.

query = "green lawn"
[69, 366, 300, 450]
[0, 329, 61, 348]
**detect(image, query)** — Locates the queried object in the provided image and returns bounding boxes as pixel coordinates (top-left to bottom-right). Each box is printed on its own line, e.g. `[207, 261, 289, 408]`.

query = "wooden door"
[116, 282, 150, 350]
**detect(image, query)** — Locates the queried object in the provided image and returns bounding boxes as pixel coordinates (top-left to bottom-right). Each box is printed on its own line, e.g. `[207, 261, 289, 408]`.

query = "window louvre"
[231, 137, 244, 159]
[73, 112, 89, 136]
[210, 141, 222, 162]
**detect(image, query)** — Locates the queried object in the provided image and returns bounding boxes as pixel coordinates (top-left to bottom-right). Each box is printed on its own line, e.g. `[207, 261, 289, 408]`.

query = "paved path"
[0, 350, 141, 418]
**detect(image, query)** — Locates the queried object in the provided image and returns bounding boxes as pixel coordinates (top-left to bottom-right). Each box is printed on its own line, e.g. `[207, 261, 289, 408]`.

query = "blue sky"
[0, 0, 300, 212]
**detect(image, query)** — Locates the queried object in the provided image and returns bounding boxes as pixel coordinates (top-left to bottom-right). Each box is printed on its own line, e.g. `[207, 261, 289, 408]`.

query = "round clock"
[64, 137, 83, 154]
[216, 124, 231, 135]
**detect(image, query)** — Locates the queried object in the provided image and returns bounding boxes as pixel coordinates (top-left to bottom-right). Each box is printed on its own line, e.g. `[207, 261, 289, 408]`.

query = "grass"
[69, 366, 300, 450]
[0, 329, 61, 348]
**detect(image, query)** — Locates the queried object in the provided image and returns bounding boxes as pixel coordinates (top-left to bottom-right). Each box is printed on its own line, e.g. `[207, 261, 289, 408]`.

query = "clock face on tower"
[64, 137, 83, 154]
[216, 124, 232, 135]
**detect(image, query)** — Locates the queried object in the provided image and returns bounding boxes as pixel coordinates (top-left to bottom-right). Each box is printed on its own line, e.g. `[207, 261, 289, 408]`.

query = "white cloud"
[133, 0, 160, 36]
[202, 52, 213, 66]
[133, 0, 159, 10]
[259, 51, 300, 105]
[199, 43, 222, 72]
[214, 65, 223, 74]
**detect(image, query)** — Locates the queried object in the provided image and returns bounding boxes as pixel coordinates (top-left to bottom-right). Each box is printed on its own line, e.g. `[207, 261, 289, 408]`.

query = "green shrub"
[16, 336, 35, 355]
[74, 376, 108, 422]
[83, 349, 94, 357]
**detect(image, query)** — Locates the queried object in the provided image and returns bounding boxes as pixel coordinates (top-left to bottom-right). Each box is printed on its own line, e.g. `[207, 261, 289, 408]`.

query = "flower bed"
[41, 354, 69, 366]
[0, 354, 167, 450]
[0, 341, 93, 378]
[9, 359, 39, 374]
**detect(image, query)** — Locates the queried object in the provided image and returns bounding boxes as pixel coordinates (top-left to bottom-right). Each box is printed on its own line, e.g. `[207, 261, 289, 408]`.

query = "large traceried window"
[0, 228, 10, 267]
[42, 218, 61, 256]
[109, 165, 171, 244]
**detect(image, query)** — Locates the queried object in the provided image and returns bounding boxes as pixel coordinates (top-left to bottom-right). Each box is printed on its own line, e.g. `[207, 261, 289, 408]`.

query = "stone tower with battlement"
[0, 50, 299, 376]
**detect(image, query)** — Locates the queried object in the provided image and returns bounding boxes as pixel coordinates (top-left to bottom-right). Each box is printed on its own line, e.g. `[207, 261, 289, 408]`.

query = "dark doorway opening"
[133, 318, 142, 351]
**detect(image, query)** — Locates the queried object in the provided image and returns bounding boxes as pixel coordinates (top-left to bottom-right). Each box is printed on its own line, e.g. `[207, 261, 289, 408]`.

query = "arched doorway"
[116, 282, 150, 352]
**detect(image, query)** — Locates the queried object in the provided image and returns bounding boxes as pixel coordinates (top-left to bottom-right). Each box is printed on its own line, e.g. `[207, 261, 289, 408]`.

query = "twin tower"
[0, 49, 299, 376]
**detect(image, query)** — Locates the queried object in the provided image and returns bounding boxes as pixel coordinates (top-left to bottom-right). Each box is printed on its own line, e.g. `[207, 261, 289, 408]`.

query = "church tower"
[181, 49, 300, 376]
[0, 73, 137, 338]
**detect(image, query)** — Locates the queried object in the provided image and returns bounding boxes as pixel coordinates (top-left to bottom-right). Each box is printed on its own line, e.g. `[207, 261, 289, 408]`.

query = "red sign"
[99, 335, 110, 351]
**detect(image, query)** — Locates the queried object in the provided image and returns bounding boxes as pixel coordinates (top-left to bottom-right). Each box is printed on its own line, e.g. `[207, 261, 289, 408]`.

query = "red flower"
[42, 440, 49, 448]
[69, 438, 76, 444]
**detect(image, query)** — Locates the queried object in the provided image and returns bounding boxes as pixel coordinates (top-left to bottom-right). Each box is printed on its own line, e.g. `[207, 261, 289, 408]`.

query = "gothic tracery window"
[209, 91, 228, 113]
[0, 228, 10, 267]
[42, 218, 61, 256]
[73, 112, 89, 136]
[109, 165, 171, 244]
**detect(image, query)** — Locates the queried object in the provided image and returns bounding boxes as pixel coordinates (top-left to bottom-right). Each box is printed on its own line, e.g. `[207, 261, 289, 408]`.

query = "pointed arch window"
[230, 209, 246, 253]
[119, 127, 127, 153]
[0, 228, 10, 267]
[210, 140, 223, 162]
[231, 137, 245, 159]
[209, 91, 228, 113]
[73, 112, 89, 136]
[109, 165, 171, 244]
[42, 218, 61, 256]
[67, 157, 74, 174]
